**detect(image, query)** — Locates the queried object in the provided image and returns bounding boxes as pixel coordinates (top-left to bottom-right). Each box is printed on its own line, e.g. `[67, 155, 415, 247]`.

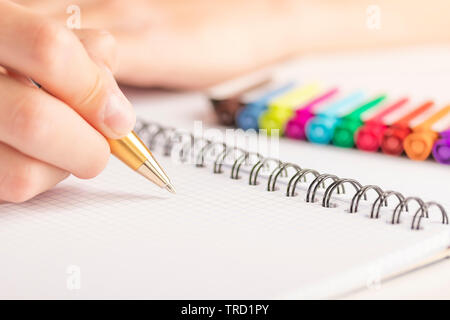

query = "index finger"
[0, 1, 135, 139]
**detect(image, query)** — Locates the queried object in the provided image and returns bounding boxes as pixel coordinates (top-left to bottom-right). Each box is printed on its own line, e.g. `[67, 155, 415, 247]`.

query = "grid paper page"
[0, 147, 449, 299]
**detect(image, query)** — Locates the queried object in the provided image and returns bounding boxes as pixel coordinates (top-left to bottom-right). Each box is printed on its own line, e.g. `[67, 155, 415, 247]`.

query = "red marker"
[355, 98, 409, 152]
[380, 101, 434, 156]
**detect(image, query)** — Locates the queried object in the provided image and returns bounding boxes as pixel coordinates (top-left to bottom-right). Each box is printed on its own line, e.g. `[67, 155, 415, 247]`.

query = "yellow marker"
[404, 105, 450, 161]
[258, 83, 321, 135]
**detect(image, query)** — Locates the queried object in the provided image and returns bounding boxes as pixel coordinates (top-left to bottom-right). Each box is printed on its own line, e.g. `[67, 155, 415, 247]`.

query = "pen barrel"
[322, 91, 365, 117]
[268, 83, 320, 110]
[367, 97, 409, 123]
[345, 95, 387, 119]
[393, 101, 434, 128]
[414, 105, 450, 131]
[294, 87, 339, 114]
[108, 132, 150, 170]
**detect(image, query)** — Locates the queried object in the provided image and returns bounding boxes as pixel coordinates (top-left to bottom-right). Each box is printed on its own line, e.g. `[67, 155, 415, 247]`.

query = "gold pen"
[27, 79, 172, 192]
[108, 132, 176, 194]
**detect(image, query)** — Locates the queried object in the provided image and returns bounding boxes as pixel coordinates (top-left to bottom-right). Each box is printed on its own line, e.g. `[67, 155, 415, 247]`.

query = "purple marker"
[285, 88, 339, 140]
[432, 130, 450, 165]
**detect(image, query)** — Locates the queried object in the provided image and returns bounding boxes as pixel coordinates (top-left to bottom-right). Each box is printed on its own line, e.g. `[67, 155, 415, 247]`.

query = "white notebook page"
[0, 145, 448, 299]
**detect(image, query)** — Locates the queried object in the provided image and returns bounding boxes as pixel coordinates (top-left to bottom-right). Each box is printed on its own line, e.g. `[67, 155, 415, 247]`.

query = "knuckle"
[31, 21, 72, 72]
[0, 165, 38, 203]
[10, 92, 50, 146]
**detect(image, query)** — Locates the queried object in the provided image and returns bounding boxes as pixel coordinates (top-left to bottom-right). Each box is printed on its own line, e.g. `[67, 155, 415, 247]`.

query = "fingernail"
[103, 90, 136, 138]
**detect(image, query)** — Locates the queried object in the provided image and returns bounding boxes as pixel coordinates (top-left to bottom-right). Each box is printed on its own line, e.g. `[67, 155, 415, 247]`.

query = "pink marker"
[285, 88, 339, 140]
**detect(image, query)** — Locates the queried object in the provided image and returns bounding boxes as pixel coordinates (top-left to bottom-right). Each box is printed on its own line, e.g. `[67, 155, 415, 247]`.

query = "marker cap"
[258, 108, 293, 135]
[404, 130, 438, 161]
[404, 105, 450, 161]
[305, 115, 340, 144]
[285, 112, 313, 140]
[332, 119, 364, 148]
[381, 126, 411, 155]
[236, 104, 267, 131]
[432, 130, 450, 164]
[355, 122, 387, 152]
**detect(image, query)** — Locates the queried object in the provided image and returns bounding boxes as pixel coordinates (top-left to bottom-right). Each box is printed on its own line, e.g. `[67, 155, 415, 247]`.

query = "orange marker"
[380, 101, 433, 156]
[404, 105, 450, 161]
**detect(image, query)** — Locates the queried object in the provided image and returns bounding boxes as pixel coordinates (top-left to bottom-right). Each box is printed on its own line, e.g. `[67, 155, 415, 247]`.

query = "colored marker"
[305, 91, 366, 144]
[432, 130, 450, 165]
[207, 71, 272, 126]
[355, 98, 409, 152]
[285, 88, 339, 140]
[380, 101, 434, 156]
[404, 105, 450, 161]
[258, 83, 321, 135]
[332, 95, 387, 148]
[235, 82, 296, 131]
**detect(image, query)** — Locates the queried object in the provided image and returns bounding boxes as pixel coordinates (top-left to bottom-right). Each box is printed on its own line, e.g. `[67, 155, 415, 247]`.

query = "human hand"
[0, 1, 135, 203]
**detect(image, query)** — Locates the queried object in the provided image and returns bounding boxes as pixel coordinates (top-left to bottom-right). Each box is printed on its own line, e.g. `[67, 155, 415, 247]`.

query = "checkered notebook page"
[0, 146, 449, 299]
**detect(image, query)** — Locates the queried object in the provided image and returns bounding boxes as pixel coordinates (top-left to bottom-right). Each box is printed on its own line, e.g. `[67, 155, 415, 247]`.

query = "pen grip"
[108, 132, 149, 170]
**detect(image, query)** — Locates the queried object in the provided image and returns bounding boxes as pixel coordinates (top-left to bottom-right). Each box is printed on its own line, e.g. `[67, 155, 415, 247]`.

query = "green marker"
[332, 95, 387, 148]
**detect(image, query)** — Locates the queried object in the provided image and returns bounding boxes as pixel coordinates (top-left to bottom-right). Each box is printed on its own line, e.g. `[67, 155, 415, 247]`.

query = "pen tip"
[165, 183, 176, 194]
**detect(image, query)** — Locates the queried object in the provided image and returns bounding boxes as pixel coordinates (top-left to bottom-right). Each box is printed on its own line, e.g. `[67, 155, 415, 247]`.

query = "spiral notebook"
[0, 120, 449, 299]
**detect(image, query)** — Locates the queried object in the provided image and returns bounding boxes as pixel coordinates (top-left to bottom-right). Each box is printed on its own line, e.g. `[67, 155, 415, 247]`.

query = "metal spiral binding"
[137, 120, 448, 231]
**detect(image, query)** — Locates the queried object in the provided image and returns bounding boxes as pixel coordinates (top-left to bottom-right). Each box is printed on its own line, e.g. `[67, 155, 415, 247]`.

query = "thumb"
[69, 28, 136, 139]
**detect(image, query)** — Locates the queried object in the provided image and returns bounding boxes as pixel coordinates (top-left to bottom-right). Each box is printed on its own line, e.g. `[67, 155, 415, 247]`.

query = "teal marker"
[305, 91, 365, 144]
[332, 95, 387, 148]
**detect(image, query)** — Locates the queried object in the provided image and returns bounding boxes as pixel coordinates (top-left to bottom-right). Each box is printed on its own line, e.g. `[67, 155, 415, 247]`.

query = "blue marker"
[305, 91, 365, 144]
[236, 82, 296, 131]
